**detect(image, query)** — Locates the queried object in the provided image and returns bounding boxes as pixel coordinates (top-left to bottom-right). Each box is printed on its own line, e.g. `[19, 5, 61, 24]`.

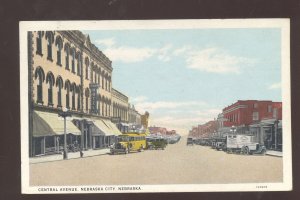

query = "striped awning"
[33, 111, 81, 137]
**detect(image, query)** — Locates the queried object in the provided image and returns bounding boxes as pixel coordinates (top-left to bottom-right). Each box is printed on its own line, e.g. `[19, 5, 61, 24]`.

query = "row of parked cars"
[187, 134, 267, 155]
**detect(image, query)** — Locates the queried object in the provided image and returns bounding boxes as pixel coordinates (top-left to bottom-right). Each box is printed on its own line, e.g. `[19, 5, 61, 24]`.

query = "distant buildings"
[141, 111, 150, 129]
[189, 100, 283, 151]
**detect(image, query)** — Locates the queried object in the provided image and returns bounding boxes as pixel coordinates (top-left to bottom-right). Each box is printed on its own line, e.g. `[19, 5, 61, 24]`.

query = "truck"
[226, 134, 266, 155]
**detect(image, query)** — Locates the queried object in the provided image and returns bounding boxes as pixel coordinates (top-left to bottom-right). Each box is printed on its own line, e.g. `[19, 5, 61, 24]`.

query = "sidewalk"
[30, 148, 110, 164]
[266, 150, 282, 157]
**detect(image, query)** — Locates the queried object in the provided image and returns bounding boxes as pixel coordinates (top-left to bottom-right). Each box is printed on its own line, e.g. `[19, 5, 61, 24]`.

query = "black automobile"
[187, 137, 193, 145]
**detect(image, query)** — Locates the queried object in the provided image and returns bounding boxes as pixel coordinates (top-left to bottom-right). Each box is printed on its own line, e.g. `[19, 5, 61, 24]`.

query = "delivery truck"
[226, 134, 266, 155]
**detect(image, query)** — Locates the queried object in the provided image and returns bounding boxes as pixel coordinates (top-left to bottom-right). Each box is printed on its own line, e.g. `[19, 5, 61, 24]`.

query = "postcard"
[20, 19, 292, 193]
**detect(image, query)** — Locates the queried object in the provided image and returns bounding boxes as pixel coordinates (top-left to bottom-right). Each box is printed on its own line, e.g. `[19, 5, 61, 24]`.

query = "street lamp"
[58, 107, 72, 159]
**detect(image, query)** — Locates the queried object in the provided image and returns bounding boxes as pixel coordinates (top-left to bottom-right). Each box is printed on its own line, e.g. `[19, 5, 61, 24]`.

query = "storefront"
[32, 111, 81, 156]
[249, 119, 282, 151]
[91, 118, 122, 149]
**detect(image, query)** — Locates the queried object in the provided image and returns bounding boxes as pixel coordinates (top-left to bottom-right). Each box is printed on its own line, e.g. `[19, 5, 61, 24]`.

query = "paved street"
[30, 136, 283, 186]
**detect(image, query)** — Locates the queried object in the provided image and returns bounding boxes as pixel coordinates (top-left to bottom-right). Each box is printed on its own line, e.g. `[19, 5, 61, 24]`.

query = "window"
[91, 69, 93, 83]
[86, 97, 89, 112]
[36, 31, 43, 55]
[46, 32, 54, 61]
[77, 88, 81, 110]
[57, 89, 62, 107]
[35, 67, 44, 104]
[252, 112, 259, 121]
[77, 55, 81, 76]
[273, 108, 278, 119]
[72, 88, 76, 110]
[66, 90, 70, 109]
[85, 62, 89, 80]
[102, 76, 104, 89]
[268, 105, 272, 113]
[64, 44, 70, 70]
[71, 49, 76, 73]
[55, 36, 63, 66]
[46, 72, 54, 106]
[253, 103, 258, 108]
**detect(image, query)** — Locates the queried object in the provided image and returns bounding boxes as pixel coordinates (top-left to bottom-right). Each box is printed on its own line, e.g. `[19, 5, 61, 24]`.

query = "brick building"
[223, 100, 282, 128]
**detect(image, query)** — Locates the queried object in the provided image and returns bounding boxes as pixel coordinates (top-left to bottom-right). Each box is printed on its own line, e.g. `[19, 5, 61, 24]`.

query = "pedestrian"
[80, 146, 84, 158]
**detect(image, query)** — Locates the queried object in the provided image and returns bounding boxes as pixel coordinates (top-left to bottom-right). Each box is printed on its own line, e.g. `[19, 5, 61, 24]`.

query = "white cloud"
[157, 44, 173, 62]
[95, 38, 116, 47]
[131, 96, 148, 103]
[173, 45, 192, 56]
[268, 82, 281, 90]
[185, 48, 251, 74]
[104, 46, 156, 63]
[135, 100, 207, 113]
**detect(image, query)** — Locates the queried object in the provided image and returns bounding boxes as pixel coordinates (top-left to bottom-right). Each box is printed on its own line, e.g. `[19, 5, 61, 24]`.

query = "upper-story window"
[273, 108, 278, 119]
[85, 57, 89, 80]
[253, 103, 258, 108]
[71, 48, 76, 74]
[55, 36, 63, 66]
[46, 72, 55, 106]
[65, 80, 71, 109]
[56, 76, 63, 108]
[268, 105, 272, 113]
[64, 43, 70, 70]
[252, 111, 259, 121]
[77, 53, 81, 76]
[36, 31, 43, 56]
[34, 66, 45, 104]
[45, 31, 54, 61]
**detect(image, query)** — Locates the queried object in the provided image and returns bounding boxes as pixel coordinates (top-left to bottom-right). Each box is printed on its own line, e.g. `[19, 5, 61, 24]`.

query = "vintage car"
[146, 137, 168, 150]
[186, 137, 194, 145]
[241, 143, 266, 155]
[215, 142, 225, 151]
[110, 133, 147, 155]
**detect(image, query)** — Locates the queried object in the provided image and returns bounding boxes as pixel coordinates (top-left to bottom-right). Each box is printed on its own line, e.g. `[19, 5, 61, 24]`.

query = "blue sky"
[82, 28, 282, 134]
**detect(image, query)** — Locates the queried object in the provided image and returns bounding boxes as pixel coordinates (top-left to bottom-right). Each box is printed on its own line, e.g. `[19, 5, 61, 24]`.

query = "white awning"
[34, 111, 81, 135]
[92, 119, 115, 136]
[103, 120, 122, 136]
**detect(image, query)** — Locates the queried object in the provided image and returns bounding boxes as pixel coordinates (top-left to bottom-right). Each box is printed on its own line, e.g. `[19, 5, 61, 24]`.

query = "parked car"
[187, 137, 194, 145]
[147, 138, 167, 150]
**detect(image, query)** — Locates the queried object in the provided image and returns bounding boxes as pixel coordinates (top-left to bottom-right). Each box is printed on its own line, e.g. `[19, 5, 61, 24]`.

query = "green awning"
[32, 111, 55, 137]
[34, 111, 81, 136]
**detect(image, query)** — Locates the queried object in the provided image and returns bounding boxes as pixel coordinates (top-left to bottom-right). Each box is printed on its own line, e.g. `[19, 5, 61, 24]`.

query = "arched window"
[56, 76, 64, 108]
[71, 83, 76, 110]
[71, 48, 76, 74]
[85, 88, 90, 113]
[55, 36, 63, 66]
[76, 52, 81, 76]
[36, 31, 44, 55]
[77, 85, 81, 111]
[90, 62, 94, 82]
[64, 43, 70, 70]
[46, 72, 55, 106]
[85, 57, 89, 80]
[45, 31, 54, 61]
[102, 72, 105, 89]
[65, 80, 71, 109]
[105, 74, 108, 91]
[102, 97, 105, 116]
[34, 66, 45, 104]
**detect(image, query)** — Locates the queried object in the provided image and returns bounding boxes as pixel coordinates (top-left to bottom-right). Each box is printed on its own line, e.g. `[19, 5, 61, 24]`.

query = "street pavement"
[30, 136, 283, 186]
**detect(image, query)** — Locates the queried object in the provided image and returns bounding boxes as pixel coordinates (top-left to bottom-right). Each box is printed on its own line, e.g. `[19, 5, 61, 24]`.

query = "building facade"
[111, 88, 129, 132]
[28, 31, 122, 157]
[128, 105, 141, 125]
